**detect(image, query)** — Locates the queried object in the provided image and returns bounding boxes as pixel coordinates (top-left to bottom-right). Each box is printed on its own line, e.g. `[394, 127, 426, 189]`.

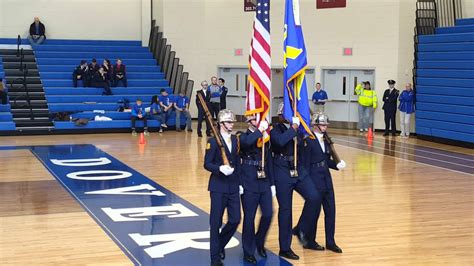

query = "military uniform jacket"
[300, 136, 338, 191]
[238, 129, 274, 193]
[382, 89, 400, 111]
[270, 122, 308, 184]
[204, 134, 241, 193]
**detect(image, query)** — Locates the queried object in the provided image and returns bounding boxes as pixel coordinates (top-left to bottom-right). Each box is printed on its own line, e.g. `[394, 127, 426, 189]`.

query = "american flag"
[246, 0, 271, 143]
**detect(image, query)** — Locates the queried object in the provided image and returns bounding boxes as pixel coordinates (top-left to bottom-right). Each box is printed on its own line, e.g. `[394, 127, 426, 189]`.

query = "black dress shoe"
[291, 227, 299, 236]
[206, 132, 212, 137]
[392, 133, 397, 136]
[198, 133, 203, 137]
[279, 249, 299, 260]
[257, 247, 267, 258]
[211, 259, 224, 266]
[383, 132, 389, 136]
[243, 254, 257, 264]
[303, 241, 325, 251]
[326, 244, 343, 253]
[219, 249, 225, 260]
[294, 229, 309, 246]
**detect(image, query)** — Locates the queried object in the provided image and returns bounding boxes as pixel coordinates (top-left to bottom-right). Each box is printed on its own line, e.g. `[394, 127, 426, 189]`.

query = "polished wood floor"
[0, 129, 472, 265]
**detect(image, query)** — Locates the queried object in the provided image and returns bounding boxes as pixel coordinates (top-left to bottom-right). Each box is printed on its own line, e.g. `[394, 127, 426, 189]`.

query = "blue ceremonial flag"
[283, 0, 313, 137]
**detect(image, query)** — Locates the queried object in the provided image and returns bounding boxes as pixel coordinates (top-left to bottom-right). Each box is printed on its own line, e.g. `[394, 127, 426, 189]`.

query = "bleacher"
[0, 56, 16, 131]
[34, 39, 185, 131]
[416, 17, 474, 143]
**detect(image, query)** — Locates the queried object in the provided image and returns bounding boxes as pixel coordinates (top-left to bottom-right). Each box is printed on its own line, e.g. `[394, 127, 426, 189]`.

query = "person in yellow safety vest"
[355, 81, 377, 132]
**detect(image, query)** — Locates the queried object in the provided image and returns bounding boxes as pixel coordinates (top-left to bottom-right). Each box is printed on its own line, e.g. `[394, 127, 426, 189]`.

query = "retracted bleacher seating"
[34, 39, 185, 131]
[416, 18, 474, 143]
[0, 57, 15, 131]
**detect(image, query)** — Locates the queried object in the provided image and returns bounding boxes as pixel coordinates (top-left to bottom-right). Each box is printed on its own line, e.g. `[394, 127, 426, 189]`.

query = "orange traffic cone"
[367, 127, 374, 139]
[139, 132, 146, 145]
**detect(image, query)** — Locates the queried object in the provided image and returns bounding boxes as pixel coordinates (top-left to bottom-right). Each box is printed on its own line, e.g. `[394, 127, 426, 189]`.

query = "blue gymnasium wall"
[416, 18, 474, 143]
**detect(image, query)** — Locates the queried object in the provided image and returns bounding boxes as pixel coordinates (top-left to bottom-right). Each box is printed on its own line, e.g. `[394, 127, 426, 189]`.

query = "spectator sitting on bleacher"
[28, 17, 46, 46]
[102, 59, 113, 85]
[72, 60, 89, 88]
[113, 59, 127, 87]
[0, 78, 7, 104]
[131, 98, 149, 136]
[150, 95, 165, 133]
[88, 59, 100, 86]
[92, 67, 113, 95]
[158, 89, 172, 128]
[174, 90, 192, 132]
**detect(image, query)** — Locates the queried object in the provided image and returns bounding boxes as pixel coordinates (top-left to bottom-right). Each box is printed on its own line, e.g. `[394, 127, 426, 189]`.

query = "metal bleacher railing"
[148, 20, 194, 100]
[10, 36, 35, 120]
[412, 0, 463, 101]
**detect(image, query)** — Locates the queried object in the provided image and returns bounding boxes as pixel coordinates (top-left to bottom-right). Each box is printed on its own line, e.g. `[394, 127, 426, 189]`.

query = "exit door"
[322, 69, 375, 123]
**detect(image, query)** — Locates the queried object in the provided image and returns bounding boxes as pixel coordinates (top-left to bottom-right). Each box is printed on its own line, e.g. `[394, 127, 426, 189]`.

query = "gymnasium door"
[322, 69, 375, 123]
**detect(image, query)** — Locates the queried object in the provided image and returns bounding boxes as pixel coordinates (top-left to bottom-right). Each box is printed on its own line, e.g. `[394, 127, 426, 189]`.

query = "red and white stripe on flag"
[246, 0, 271, 143]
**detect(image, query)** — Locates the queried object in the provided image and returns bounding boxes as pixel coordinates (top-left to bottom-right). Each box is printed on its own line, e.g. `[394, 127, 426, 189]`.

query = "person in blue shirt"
[398, 83, 415, 138]
[312, 83, 328, 114]
[130, 98, 149, 136]
[158, 89, 172, 128]
[173, 91, 192, 132]
[150, 95, 165, 133]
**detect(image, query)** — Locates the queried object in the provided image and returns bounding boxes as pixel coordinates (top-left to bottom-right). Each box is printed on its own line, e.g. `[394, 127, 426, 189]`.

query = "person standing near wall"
[218, 78, 228, 110]
[355, 81, 377, 132]
[311, 83, 328, 114]
[196, 80, 212, 137]
[382, 80, 400, 136]
[28, 17, 46, 45]
[208, 76, 222, 119]
[398, 83, 415, 138]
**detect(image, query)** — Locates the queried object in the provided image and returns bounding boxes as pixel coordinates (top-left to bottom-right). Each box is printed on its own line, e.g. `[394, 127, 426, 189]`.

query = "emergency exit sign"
[343, 48, 352, 56]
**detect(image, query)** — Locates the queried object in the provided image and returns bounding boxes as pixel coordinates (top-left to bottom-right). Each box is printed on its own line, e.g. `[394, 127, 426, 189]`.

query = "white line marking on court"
[335, 135, 474, 162]
[335, 142, 474, 176]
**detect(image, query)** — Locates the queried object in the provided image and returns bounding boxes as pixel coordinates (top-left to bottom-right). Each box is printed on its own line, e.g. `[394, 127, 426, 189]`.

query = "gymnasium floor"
[0, 129, 472, 265]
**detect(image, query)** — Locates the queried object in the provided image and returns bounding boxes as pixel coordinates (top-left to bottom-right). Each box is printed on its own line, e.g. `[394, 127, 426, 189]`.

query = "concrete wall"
[0, 0, 150, 44]
[153, 0, 417, 130]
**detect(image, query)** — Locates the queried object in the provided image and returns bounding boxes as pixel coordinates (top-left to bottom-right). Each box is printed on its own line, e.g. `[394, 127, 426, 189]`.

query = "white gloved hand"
[219, 165, 235, 176]
[258, 120, 269, 132]
[337, 160, 346, 170]
[292, 117, 300, 126]
[239, 185, 244, 195]
[271, 185, 276, 197]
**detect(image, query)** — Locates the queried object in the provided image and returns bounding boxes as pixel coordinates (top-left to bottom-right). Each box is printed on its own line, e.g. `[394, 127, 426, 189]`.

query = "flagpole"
[292, 82, 298, 177]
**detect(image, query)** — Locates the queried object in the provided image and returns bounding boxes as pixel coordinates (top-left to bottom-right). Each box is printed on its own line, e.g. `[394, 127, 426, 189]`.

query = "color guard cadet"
[295, 113, 346, 253]
[270, 103, 321, 260]
[238, 116, 274, 264]
[204, 109, 241, 266]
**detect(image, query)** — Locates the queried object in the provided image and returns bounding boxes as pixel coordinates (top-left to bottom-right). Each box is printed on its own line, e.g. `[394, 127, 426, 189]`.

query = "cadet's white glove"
[219, 165, 235, 176]
[292, 117, 300, 127]
[271, 185, 276, 197]
[337, 160, 346, 170]
[239, 185, 244, 195]
[258, 120, 269, 132]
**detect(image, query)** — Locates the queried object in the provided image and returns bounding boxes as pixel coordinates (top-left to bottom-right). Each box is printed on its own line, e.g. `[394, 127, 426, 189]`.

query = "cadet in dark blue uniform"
[383, 79, 400, 136]
[238, 116, 275, 264]
[295, 113, 346, 253]
[271, 103, 321, 260]
[204, 109, 241, 266]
